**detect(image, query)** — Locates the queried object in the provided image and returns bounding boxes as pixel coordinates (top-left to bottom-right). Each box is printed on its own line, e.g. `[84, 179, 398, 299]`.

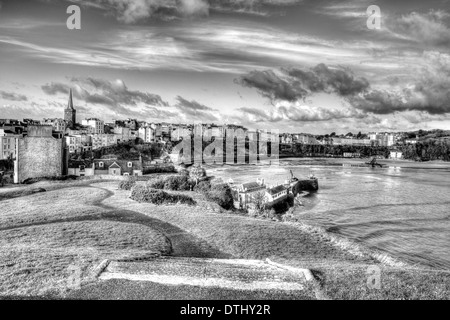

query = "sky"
[0, 0, 450, 134]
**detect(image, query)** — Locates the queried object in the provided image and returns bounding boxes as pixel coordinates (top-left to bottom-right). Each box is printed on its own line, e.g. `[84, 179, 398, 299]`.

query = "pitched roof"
[267, 185, 287, 195]
[93, 159, 143, 171]
[109, 162, 121, 169]
[242, 182, 263, 190]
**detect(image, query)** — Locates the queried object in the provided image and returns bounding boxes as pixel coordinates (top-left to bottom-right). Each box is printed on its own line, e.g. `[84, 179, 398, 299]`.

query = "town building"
[65, 135, 92, 154]
[390, 151, 403, 160]
[0, 129, 21, 160]
[82, 118, 104, 134]
[369, 132, 396, 147]
[234, 179, 267, 210]
[91, 134, 118, 150]
[15, 125, 68, 183]
[113, 126, 131, 143]
[41, 118, 67, 133]
[265, 185, 288, 203]
[64, 89, 77, 129]
[138, 125, 156, 143]
[93, 159, 143, 176]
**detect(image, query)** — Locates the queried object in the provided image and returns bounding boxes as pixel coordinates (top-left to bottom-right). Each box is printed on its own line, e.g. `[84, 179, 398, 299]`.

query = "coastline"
[0, 180, 449, 299]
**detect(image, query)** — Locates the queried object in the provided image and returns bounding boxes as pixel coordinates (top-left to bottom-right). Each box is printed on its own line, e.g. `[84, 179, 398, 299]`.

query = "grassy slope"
[101, 182, 450, 300]
[0, 185, 172, 297]
[1, 181, 448, 299]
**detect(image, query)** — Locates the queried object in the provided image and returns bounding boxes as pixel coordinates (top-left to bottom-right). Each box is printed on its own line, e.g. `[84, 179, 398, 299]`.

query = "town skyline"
[1, 0, 450, 134]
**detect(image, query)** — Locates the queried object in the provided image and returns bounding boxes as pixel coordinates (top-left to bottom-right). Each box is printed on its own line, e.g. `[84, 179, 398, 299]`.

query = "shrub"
[118, 176, 136, 190]
[146, 175, 193, 191]
[146, 177, 165, 189]
[164, 175, 191, 191]
[130, 185, 196, 206]
[205, 183, 234, 210]
[194, 180, 211, 194]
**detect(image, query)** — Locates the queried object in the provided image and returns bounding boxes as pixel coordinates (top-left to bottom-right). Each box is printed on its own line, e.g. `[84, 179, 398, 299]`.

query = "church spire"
[65, 89, 76, 128]
[68, 89, 74, 110]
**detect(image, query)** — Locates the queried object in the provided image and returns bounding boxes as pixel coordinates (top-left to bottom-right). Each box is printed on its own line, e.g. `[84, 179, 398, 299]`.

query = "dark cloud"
[71, 77, 169, 107]
[287, 64, 370, 96]
[174, 96, 219, 121]
[235, 64, 369, 103]
[41, 82, 70, 95]
[42, 78, 168, 108]
[238, 56, 450, 117]
[0, 91, 28, 102]
[235, 69, 307, 102]
[40, 77, 175, 120]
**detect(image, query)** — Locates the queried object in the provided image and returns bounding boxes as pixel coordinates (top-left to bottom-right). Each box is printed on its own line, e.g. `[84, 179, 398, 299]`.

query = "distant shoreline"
[279, 157, 450, 170]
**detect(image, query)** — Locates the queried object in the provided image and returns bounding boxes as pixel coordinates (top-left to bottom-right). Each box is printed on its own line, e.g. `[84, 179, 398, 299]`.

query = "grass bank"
[0, 184, 172, 297]
[105, 182, 449, 299]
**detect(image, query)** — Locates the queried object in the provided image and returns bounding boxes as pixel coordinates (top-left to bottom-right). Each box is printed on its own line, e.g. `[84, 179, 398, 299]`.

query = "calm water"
[208, 159, 450, 270]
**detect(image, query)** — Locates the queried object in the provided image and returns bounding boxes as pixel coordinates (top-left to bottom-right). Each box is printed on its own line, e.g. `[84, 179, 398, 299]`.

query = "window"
[99, 162, 104, 168]
[127, 162, 133, 168]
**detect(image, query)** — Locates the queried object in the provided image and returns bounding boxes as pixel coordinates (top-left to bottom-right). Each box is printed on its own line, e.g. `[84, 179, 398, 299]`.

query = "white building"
[138, 126, 156, 143]
[82, 118, 104, 134]
[369, 133, 396, 147]
[41, 118, 67, 133]
[113, 126, 131, 142]
[65, 135, 92, 154]
[92, 134, 117, 150]
[390, 151, 403, 160]
[0, 129, 21, 160]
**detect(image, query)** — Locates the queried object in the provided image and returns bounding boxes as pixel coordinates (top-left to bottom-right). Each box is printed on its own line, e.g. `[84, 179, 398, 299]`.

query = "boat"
[289, 170, 319, 195]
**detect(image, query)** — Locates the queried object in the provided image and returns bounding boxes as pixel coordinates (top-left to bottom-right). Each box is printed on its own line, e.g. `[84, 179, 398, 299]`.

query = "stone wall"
[18, 136, 66, 183]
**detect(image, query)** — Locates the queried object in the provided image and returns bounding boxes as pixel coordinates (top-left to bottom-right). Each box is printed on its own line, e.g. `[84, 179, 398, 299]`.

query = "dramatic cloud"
[41, 82, 70, 96]
[174, 96, 219, 122]
[0, 91, 28, 102]
[351, 51, 450, 115]
[42, 78, 168, 108]
[388, 10, 450, 46]
[40, 78, 222, 122]
[235, 64, 369, 103]
[235, 70, 307, 102]
[287, 64, 370, 96]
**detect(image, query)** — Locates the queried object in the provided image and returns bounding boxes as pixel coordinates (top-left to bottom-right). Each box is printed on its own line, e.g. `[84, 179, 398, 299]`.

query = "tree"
[252, 191, 267, 213]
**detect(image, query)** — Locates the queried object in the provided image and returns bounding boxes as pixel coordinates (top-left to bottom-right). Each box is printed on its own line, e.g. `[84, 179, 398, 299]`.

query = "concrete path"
[98, 257, 312, 292]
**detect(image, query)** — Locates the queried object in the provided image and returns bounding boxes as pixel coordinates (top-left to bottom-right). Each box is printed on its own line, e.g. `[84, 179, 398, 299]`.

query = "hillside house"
[68, 159, 143, 177]
[265, 185, 288, 203]
[93, 159, 143, 176]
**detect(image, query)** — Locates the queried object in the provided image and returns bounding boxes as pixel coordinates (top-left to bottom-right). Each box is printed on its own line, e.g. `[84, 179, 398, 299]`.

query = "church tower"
[64, 89, 76, 129]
